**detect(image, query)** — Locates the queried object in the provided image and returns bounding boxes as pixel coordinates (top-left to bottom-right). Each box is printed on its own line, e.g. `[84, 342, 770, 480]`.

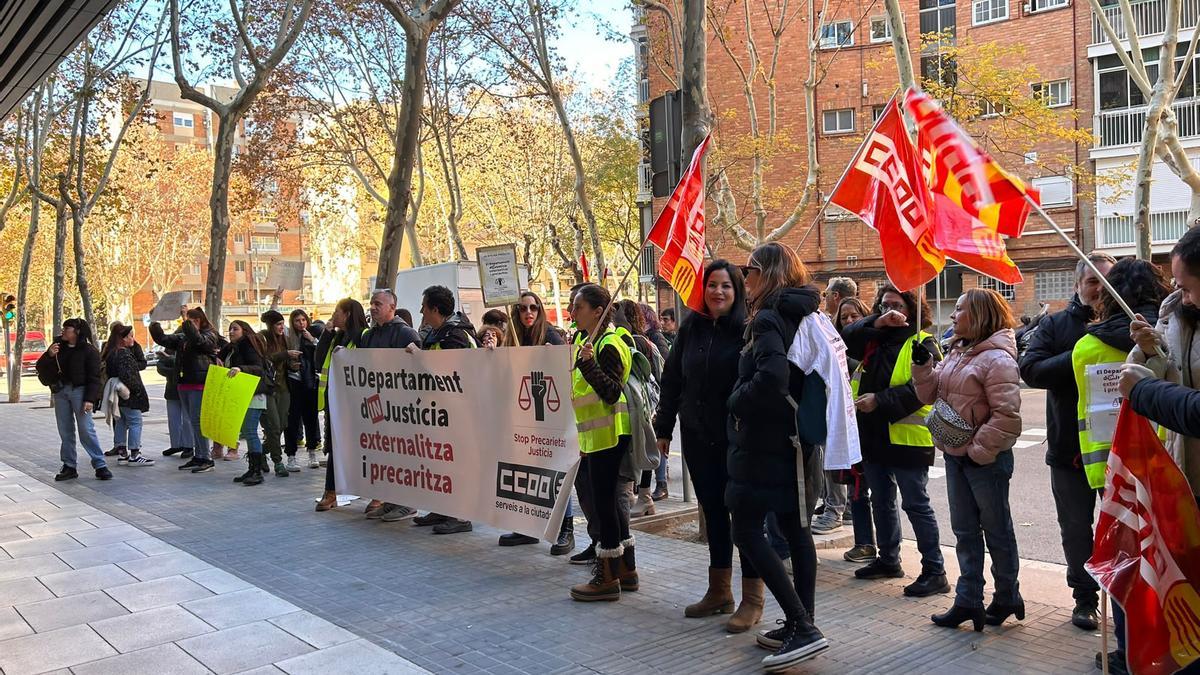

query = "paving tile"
[70, 524, 146, 547]
[0, 605, 32, 640]
[0, 576, 52, 606]
[0, 512, 44, 528]
[30, 505, 99, 521]
[89, 604, 216, 654]
[268, 611, 357, 649]
[0, 624, 117, 675]
[104, 574, 213, 612]
[0, 525, 31, 544]
[116, 550, 211, 581]
[181, 587, 300, 629]
[69, 641, 211, 675]
[0, 552, 70, 582]
[185, 567, 252, 594]
[275, 639, 431, 675]
[125, 537, 181, 556]
[231, 667, 286, 675]
[17, 516, 96, 538]
[80, 513, 124, 528]
[37, 562, 137, 597]
[0, 532, 83, 558]
[14, 589, 128, 632]
[56, 542, 147, 570]
[177, 620, 313, 674]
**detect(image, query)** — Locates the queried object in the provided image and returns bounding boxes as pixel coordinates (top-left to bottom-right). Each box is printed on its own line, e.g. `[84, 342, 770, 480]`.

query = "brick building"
[633, 0, 1188, 328]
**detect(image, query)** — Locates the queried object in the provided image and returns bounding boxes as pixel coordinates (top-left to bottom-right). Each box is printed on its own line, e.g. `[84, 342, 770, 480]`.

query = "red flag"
[829, 98, 944, 292]
[648, 134, 710, 313]
[1086, 403, 1200, 675]
[579, 251, 590, 282]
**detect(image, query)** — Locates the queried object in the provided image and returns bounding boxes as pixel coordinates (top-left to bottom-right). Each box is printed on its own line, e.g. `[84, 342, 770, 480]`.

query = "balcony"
[1095, 97, 1200, 147]
[1097, 208, 1190, 247]
[1091, 0, 1200, 45]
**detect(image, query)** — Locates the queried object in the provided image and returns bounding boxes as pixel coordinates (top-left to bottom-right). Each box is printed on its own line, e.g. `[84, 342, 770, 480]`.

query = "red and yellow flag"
[649, 134, 710, 313]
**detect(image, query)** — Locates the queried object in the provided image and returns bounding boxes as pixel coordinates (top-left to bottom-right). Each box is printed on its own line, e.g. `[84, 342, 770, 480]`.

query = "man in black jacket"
[1019, 251, 1115, 631]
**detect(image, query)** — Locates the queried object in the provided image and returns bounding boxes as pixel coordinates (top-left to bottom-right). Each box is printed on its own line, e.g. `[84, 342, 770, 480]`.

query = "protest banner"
[476, 244, 521, 307]
[200, 365, 261, 448]
[329, 345, 579, 540]
[149, 291, 190, 321]
[266, 260, 305, 291]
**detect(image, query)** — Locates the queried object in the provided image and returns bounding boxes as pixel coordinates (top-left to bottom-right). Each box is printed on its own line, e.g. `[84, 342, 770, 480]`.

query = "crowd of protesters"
[34, 231, 1200, 673]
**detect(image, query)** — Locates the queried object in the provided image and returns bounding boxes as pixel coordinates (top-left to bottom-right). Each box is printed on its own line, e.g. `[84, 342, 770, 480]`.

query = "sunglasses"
[517, 303, 540, 313]
[739, 263, 760, 277]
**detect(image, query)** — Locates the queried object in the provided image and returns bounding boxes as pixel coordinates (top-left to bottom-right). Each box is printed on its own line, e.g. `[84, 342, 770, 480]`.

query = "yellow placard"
[200, 365, 260, 448]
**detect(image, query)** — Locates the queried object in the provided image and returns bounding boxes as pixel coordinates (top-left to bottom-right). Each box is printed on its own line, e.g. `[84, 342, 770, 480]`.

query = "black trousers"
[323, 409, 335, 492]
[1049, 465, 1099, 603]
[683, 434, 757, 578]
[732, 506, 817, 623]
[579, 439, 631, 551]
[285, 379, 321, 456]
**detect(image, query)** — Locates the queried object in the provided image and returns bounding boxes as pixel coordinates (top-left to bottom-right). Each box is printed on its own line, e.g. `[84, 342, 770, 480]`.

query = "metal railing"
[1098, 208, 1191, 246]
[1095, 97, 1200, 147]
[1091, 0, 1200, 44]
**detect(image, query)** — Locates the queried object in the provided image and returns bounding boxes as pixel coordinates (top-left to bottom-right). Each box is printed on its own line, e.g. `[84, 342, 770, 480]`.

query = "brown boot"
[315, 490, 337, 512]
[685, 567, 735, 617]
[211, 443, 225, 460]
[616, 537, 638, 592]
[570, 546, 622, 601]
[726, 577, 765, 633]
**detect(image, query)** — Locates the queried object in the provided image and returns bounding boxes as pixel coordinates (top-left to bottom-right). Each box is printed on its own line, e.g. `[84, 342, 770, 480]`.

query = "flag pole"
[1101, 591, 1110, 675]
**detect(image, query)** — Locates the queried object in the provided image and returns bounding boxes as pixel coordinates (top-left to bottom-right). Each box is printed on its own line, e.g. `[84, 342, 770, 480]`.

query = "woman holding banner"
[569, 284, 637, 602]
[653, 260, 756, 625]
[724, 243, 828, 671]
[226, 321, 272, 486]
[314, 299, 368, 512]
[150, 308, 221, 474]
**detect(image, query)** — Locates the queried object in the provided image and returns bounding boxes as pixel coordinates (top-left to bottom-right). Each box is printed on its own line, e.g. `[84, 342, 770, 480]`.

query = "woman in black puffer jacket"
[725, 243, 828, 672]
[654, 260, 755, 626]
[149, 308, 221, 472]
[101, 323, 151, 466]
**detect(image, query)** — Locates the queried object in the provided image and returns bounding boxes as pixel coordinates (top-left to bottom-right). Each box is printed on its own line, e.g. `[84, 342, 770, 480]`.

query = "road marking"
[929, 467, 946, 479]
[1013, 439, 1044, 449]
[1023, 427, 1047, 437]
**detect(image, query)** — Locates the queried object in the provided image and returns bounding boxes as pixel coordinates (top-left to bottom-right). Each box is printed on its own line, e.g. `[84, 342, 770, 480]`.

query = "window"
[1032, 175, 1074, 207]
[921, 53, 957, 87]
[869, 17, 892, 43]
[253, 262, 270, 282]
[233, 233, 245, 244]
[920, 0, 956, 41]
[872, 104, 888, 121]
[980, 99, 1008, 118]
[1033, 79, 1071, 107]
[972, 0, 1008, 25]
[822, 108, 855, 134]
[979, 276, 1016, 301]
[236, 290, 247, 304]
[250, 235, 280, 253]
[1036, 271, 1073, 301]
[820, 21, 854, 49]
[1031, 0, 1068, 10]
[186, 263, 201, 276]
[235, 260, 246, 273]
[186, 290, 203, 305]
[172, 113, 193, 129]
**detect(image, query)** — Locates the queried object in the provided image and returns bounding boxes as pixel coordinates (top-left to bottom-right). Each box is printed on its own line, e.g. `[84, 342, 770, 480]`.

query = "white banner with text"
[328, 345, 579, 540]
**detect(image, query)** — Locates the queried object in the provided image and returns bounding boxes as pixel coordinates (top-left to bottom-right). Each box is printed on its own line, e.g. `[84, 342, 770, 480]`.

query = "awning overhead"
[0, 0, 122, 121]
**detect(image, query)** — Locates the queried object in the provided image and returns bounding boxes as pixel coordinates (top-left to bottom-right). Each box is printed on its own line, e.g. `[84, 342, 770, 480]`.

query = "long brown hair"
[957, 289, 1016, 345]
[101, 323, 130, 361]
[230, 320, 267, 358]
[185, 307, 212, 332]
[261, 317, 288, 355]
[747, 242, 810, 317]
[511, 291, 549, 346]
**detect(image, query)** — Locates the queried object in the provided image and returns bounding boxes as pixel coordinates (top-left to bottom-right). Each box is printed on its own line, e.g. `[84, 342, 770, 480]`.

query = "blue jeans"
[864, 462, 944, 574]
[113, 407, 143, 451]
[54, 385, 106, 469]
[179, 389, 210, 460]
[822, 472, 847, 517]
[242, 408, 264, 455]
[944, 451, 1021, 608]
[166, 398, 193, 449]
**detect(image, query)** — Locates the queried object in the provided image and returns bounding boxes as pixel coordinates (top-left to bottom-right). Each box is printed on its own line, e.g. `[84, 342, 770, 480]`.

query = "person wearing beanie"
[260, 310, 293, 476]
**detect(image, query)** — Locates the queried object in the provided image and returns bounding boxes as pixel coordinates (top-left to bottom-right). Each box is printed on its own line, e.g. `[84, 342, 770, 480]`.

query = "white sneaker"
[127, 454, 155, 466]
[811, 513, 843, 535]
[308, 451, 320, 469]
[319, 455, 327, 467]
[285, 456, 301, 472]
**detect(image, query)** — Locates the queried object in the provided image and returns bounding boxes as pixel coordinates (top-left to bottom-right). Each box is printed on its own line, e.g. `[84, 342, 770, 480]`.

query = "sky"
[555, 1, 635, 91]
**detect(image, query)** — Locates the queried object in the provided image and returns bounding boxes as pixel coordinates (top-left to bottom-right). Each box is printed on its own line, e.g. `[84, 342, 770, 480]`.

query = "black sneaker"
[95, 467, 113, 480]
[116, 448, 130, 463]
[190, 460, 215, 473]
[127, 453, 155, 467]
[1072, 602, 1099, 630]
[178, 457, 202, 470]
[179, 448, 194, 459]
[757, 619, 790, 650]
[761, 622, 829, 672]
[855, 560, 905, 580]
[432, 519, 472, 535]
[54, 465, 78, 482]
[162, 447, 183, 456]
[499, 533, 539, 546]
[413, 512, 451, 527]
[104, 446, 124, 458]
[570, 544, 597, 565]
[550, 528, 576, 556]
[1096, 650, 1130, 675]
[904, 572, 951, 597]
[843, 544, 877, 564]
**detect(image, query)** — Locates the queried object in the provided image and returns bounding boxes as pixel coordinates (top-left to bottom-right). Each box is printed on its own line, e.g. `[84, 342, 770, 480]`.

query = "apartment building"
[634, 0, 1167, 324]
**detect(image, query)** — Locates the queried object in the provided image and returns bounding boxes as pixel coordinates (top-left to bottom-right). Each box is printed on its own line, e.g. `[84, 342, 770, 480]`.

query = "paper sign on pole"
[149, 291, 190, 321]
[328, 345, 579, 540]
[476, 244, 521, 308]
[1085, 362, 1123, 445]
[266, 260, 305, 291]
[200, 365, 261, 448]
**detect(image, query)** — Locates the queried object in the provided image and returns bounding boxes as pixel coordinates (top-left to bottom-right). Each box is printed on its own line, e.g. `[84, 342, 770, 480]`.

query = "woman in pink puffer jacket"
[913, 288, 1023, 633]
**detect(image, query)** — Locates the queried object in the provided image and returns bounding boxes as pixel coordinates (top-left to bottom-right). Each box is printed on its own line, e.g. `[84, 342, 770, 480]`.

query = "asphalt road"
[7, 373, 1071, 565]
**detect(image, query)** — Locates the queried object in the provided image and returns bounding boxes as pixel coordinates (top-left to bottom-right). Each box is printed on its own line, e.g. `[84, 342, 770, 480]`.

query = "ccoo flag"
[648, 134, 711, 313]
[1087, 403, 1200, 675]
[829, 98, 944, 292]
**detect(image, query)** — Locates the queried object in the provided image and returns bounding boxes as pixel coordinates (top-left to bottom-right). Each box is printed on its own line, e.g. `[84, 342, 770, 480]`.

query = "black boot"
[243, 454, 264, 486]
[54, 464, 78, 481]
[984, 598, 1026, 626]
[932, 604, 985, 632]
[233, 454, 256, 483]
[550, 518, 575, 556]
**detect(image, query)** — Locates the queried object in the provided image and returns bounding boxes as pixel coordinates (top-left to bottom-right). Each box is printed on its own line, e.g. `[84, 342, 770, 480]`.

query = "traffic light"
[648, 90, 686, 198]
[2, 294, 14, 323]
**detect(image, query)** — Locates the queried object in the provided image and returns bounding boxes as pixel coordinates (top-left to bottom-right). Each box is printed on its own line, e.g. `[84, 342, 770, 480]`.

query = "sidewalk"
[0, 394, 1111, 674]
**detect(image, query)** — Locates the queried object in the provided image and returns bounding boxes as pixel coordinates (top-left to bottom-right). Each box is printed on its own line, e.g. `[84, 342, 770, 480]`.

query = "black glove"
[911, 341, 932, 366]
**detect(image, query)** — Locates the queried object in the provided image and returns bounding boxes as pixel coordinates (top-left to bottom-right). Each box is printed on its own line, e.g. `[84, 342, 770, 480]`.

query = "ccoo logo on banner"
[328, 345, 580, 540]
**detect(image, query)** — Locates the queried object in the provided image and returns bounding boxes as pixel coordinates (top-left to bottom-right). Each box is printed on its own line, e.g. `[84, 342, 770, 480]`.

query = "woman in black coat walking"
[654, 260, 756, 626]
[725, 243, 828, 671]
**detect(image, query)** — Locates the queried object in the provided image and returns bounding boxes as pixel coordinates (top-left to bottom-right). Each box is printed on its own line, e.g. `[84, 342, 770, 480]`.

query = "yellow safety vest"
[1073, 334, 1128, 489]
[850, 332, 934, 448]
[317, 330, 366, 411]
[571, 327, 633, 454]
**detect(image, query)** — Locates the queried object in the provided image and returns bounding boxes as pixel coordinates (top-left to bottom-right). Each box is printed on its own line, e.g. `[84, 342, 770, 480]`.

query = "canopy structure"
[0, 0, 121, 121]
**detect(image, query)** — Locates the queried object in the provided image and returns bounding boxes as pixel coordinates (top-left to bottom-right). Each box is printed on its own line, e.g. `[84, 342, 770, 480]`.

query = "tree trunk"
[1134, 103, 1165, 260]
[11, 201, 39, 403]
[680, 0, 712, 166]
[377, 30, 430, 286]
[52, 201, 68, 332]
[547, 89, 606, 281]
[204, 117, 240, 327]
[71, 209, 95, 331]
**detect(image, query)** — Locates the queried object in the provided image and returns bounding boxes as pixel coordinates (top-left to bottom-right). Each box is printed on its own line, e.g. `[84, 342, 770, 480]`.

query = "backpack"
[617, 333, 660, 480]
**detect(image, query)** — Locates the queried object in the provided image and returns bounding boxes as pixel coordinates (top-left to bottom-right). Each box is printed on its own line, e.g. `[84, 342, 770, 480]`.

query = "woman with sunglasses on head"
[654, 260, 762, 627]
[314, 299, 369, 511]
[726, 243, 828, 671]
